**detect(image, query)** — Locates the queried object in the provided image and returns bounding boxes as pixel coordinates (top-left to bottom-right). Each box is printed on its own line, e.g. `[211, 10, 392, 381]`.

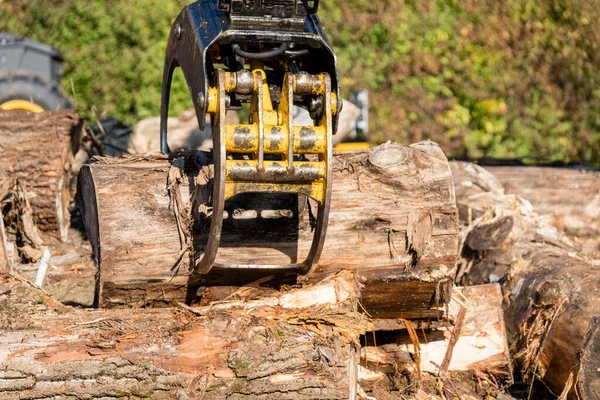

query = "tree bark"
[0, 271, 369, 400]
[0, 110, 82, 241]
[78, 142, 459, 318]
[451, 161, 600, 400]
[0, 271, 517, 400]
[483, 165, 600, 257]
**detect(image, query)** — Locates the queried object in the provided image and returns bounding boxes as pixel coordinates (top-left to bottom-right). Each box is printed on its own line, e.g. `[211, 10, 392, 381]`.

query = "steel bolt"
[197, 92, 205, 108]
[309, 96, 323, 120]
[174, 23, 182, 40]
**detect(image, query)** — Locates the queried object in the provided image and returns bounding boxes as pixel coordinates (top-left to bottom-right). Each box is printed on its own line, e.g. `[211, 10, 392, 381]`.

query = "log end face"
[77, 165, 101, 307]
[367, 141, 456, 206]
[367, 142, 411, 175]
[367, 140, 451, 177]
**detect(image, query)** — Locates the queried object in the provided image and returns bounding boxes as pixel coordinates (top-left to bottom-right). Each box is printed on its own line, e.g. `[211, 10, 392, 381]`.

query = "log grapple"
[160, 0, 339, 275]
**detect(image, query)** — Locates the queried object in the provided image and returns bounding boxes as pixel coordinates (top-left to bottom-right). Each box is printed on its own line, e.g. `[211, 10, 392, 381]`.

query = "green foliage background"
[2, 0, 600, 164]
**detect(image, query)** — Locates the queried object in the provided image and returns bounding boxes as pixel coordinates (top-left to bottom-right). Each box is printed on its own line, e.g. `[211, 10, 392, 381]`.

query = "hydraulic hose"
[232, 42, 289, 60]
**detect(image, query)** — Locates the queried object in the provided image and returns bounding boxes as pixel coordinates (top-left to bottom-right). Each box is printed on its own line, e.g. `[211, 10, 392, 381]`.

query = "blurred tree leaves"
[1, 0, 600, 164]
[0, 0, 192, 122]
[322, 0, 600, 164]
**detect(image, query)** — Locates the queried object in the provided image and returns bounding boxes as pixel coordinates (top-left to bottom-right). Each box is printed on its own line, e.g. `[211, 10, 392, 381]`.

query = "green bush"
[2, 0, 600, 164]
[323, 0, 600, 164]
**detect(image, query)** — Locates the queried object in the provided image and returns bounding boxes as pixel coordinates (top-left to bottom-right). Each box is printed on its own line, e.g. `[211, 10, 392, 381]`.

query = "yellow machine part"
[0, 100, 44, 113]
[209, 65, 333, 205]
[334, 141, 370, 152]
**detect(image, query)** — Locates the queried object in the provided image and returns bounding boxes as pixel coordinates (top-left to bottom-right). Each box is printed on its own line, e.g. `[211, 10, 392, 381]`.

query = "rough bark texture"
[484, 165, 600, 258]
[0, 271, 367, 400]
[0, 271, 514, 400]
[0, 110, 82, 240]
[451, 161, 600, 400]
[79, 141, 459, 317]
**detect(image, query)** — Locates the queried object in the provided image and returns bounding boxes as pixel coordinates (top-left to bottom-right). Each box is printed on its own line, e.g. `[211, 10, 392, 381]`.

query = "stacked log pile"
[0, 111, 526, 399]
[452, 161, 600, 399]
[0, 271, 369, 399]
[0, 270, 514, 399]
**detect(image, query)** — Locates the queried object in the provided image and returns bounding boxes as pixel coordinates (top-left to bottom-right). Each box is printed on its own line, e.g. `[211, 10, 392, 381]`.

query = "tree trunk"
[78, 141, 459, 318]
[0, 271, 368, 400]
[451, 161, 600, 400]
[0, 110, 82, 241]
[483, 165, 600, 257]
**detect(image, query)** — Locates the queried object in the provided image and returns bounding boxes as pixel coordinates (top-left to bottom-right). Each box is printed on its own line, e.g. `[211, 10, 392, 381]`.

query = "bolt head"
[174, 23, 182, 40]
[197, 93, 205, 108]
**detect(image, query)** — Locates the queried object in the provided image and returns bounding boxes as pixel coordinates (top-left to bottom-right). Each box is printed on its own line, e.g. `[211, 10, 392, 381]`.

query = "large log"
[0, 271, 514, 400]
[483, 165, 600, 257]
[0, 110, 82, 241]
[0, 271, 368, 399]
[78, 141, 460, 318]
[451, 161, 600, 399]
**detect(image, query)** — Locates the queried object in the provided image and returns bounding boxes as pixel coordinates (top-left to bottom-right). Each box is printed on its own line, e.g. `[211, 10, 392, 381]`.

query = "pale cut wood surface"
[0, 110, 82, 240]
[79, 142, 460, 316]
[416, 284, 511, 380]
[360, 284, 512, 384]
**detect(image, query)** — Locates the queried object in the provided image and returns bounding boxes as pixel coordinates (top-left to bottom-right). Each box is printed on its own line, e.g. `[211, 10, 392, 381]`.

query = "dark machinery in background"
[334, 88, 369, 151]
[0, 33, 73, 112]
[160, 0, 339, 276]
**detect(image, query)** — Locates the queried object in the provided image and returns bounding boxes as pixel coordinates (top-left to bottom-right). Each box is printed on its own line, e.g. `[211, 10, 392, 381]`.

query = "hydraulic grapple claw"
[160, 0, 339, 275]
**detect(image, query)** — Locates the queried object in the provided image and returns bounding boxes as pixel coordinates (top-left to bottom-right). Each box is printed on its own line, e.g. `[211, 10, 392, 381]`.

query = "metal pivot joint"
[160, 0, 339, 275]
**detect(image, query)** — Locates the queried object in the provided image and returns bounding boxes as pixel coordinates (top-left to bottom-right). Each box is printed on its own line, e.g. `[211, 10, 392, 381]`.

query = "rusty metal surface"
[226, 160, 324, 183]
[225, 124, 326, 154]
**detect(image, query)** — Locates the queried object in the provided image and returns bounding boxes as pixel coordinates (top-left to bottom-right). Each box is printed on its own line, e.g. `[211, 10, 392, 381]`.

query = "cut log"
[451, 161, 600, 400]
[0, 110, 82, 240]
[0, 271, 368, 399]
[484, 165, 600, 257]
[78, 141, 460, 318]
